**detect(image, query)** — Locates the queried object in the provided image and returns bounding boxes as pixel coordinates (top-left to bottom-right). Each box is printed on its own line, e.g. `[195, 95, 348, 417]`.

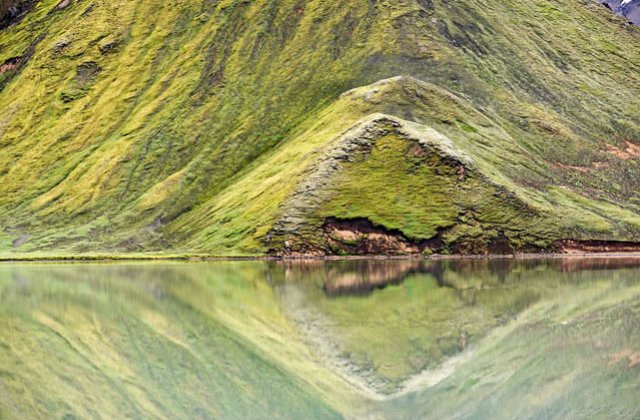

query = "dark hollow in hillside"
[0, 0, 38, 29]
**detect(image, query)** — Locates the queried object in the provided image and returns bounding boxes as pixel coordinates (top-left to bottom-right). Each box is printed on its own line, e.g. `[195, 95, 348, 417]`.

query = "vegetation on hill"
[1, 0, 640, 257]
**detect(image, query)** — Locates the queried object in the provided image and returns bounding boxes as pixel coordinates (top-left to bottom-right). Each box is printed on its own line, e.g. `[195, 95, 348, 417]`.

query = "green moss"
[0, 0, 640, 256]
[319, 134, 460, 239]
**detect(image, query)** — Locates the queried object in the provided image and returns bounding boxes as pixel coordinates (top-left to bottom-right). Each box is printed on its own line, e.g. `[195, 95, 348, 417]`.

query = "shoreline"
[4, 251, 640, 263]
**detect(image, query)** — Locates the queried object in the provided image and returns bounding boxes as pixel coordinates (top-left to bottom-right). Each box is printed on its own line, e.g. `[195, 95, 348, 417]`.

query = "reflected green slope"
[272, 260, 543, 391]
[270, 260, 640, 395]
[1, 260, 639, 418]
[0, 264, 345, 419]
[380, 269, 640, 419]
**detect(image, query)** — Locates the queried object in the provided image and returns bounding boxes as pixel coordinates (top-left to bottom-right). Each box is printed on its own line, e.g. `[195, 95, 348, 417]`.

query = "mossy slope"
[1, 0, 640, 256]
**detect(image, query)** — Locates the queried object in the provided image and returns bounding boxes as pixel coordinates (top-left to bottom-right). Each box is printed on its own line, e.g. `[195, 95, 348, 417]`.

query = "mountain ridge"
[1, 0, 640, 257]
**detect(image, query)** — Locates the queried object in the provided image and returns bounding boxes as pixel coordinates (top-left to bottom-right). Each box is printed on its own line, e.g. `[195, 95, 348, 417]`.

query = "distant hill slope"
[1, 0, 640, 257]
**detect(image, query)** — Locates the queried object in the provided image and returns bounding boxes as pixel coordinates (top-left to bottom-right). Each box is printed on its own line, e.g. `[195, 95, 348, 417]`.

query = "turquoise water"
[0, 259, 639, 419]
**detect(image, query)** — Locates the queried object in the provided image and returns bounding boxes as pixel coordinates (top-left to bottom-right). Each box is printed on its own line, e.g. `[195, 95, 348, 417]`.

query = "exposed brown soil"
[76, 61, 102, 85]
[610, 349, 640, 368]
[323, 217, 445, 255]
[553, 141, 640, 172]
[44, 0, 71, 16]
[553, 162, 590, 173]
[322, 217, 541, 256]
[277, 217, 640, 258]
[0, 33, 44, 92]
[449, 232, 525, 255]
[552, 161, 610, 173]
[557, 239, 640, 254]
[606, 141, 640, 160]
[0, 56, 20, 74]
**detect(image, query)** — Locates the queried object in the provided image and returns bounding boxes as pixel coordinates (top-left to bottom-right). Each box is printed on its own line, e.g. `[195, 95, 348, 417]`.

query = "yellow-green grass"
[1, 0, 640, 256]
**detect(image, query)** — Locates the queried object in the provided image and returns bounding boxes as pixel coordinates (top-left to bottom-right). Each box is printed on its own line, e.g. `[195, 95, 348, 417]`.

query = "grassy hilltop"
[1, 0, 640, 257]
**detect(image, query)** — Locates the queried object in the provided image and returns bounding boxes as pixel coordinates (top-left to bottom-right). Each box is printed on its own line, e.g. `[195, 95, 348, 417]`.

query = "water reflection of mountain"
[274, 257, 640, 298]
[2, 261, 640, 418]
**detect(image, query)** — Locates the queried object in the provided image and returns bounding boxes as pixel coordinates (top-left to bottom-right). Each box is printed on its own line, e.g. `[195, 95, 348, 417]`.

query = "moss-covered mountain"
[1, 0, 640, 257]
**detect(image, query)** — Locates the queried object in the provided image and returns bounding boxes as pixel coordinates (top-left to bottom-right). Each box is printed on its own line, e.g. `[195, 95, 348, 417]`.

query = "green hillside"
[1, 0, 640, 257]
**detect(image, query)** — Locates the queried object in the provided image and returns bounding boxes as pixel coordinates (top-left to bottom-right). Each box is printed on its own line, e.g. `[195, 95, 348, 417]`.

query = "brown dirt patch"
[610, 349, 640, 368]
[553, 162, 590, 173]
[323, 217, 444, 256]
[322, 218, 533, 256]
[0, 57, 21, 74]
[552, 161, 610, 172]
[606, 141, 640, 160]
[557, 240, 640, 254]
[76, 61, 102, 85]
[0, 34, 45, 92]
[407, 143, 427, 158]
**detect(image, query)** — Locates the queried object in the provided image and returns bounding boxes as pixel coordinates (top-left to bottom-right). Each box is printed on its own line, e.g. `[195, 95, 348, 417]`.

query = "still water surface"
[0, 259, 639, 419]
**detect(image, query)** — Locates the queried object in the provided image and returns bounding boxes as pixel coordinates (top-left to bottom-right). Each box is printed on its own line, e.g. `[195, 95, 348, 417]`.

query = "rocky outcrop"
[265, 104, 484, 256]
[0, 33, 44, 91]
[0, 0, 38, 29]
[323, 217, 445, 256]
[602, 0, 640, 25]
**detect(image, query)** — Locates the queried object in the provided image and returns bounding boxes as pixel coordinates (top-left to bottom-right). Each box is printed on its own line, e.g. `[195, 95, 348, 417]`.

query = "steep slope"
[171, 77, 640, 256]
[1, 0, 640, 256]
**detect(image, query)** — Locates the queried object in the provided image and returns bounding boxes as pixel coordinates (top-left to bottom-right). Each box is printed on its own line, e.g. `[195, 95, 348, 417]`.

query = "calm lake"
[0, 259, 639, 419]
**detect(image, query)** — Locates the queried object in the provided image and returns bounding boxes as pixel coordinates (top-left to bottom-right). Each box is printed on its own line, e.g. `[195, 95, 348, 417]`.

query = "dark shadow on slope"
[0, 33, 45, 92]
[0, 0, 39, 29]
